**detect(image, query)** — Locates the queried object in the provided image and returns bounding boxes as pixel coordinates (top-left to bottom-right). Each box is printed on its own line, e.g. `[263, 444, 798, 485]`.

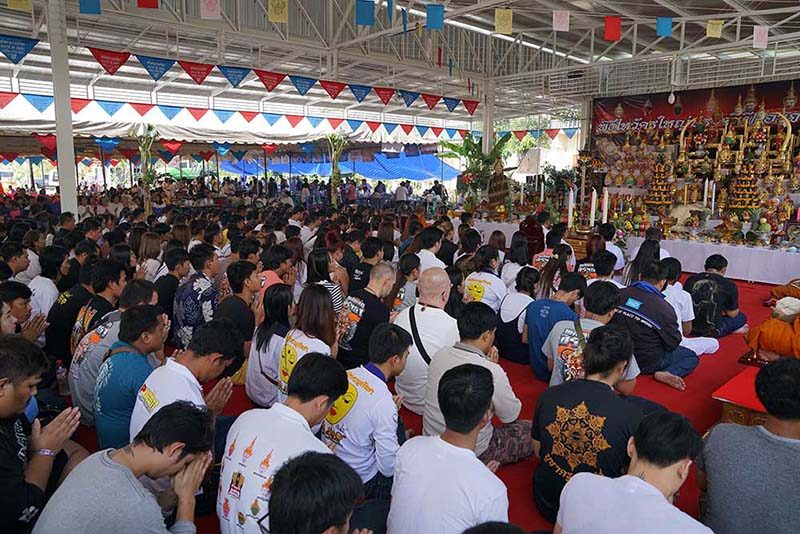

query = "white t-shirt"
[188, 239, 202, 251]
[29, 276, 59, 319]
[129, 358, 205, 440]
[663, 282, 694, 329]
[557, 473, 712, 534]
[605, 242, 626, 271]
[500, 262, 524, 289]
[218, 404, 330, 534]
[276, 329, 331, 402]
[587, 277, 626, 289]
[499, 292, 532, 334]
[464, 271, 507, 312]
[394, 305, 459, 415]
[321, 366, 399, 482]
[142, 258, 161, 283]
[245, 327, 288, 408]
[628, 244, 671, 261]
[387, 436, 508, 534]
[395, 186, 408, 201]
[417, 248, 445, 273]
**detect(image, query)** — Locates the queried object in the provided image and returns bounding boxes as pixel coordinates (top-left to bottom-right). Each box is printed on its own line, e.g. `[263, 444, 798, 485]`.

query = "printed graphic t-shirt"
[276, 330, 331, 403]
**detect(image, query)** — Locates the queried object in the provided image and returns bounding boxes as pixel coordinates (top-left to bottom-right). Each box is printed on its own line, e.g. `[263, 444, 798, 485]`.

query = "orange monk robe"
[771, 279, 800, 300]
[746, 315, 800, 359]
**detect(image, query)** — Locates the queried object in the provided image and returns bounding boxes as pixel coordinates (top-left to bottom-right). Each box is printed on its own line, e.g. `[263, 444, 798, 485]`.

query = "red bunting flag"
[421, 93, 441, 110]
[254, 70, 286, 91]
[373, 87, 395, 105]
[462, 99, 479, 115]
[110, 159, 120, 167]
[239, 111, 258, 123]
[89, 48, 131, 75]
[187, 108, 209, 121]
[118, 148, 138, 160]
[545, 128, 561, 139]
[178, 60, 214, 85]
[328, 118, 345, 130]
[130, 103, 154, 117]
[431, 127, 443, 137]
[366, 121, 381, 132]
[261, 143, 277, 154]
[42, 147, 57, 162]
[161, 140, 183, 153]
[457, 129, 468, 138]
[514, 130, 527, 141]
[198, 151, 215, 161]
[1, 153, 18, 162]
[320, 80, 347, 100]
[400, 124, 414, 135]
[137, 0, 159, 7]
[0, 92, 18, 110]
[33, 133, 57, 150]
[285, 115, 304, 128]
[604, 16, 621, 41]
[70, 98, 92, 114]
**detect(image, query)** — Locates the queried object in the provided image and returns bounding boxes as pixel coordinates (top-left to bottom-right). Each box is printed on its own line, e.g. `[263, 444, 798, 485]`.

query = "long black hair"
[507, 231, 531, 266]
[255, 284, 293, 352]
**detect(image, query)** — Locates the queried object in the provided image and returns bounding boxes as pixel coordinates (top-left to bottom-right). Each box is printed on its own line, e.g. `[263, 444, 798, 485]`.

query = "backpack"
[689, 278, 722, 337]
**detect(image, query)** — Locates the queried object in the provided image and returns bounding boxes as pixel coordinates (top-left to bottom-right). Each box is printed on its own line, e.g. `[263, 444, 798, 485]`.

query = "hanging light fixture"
[668, 90, 676, 105]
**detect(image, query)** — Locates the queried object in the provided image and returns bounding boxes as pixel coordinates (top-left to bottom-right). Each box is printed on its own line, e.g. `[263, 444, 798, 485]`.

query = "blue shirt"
[526, 299, 577, 380]
[93, 341, 155, 449]
[172, 272, 218, 349]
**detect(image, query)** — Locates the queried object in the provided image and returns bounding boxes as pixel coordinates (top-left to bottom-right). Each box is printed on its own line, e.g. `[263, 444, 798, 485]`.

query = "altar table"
[712, 367, 766, 426]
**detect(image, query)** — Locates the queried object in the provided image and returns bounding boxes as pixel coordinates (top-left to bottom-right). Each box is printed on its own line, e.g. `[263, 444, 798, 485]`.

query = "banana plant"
[438, 132, 512, 193]
[326, 132, 349, 208]
[130, 123, 160, 215]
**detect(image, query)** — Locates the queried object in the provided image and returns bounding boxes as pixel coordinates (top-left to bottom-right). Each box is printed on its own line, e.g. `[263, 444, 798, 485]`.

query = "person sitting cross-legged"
[32, 401, 214, 534]
[662, 257, 719, 357]
[684, 254, 748, 338]
[554, 411, 710, 534]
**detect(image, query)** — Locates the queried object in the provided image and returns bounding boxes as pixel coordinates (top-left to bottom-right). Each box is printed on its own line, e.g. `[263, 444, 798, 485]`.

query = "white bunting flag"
[753, 25, 769, 49]
[200, 0, 221, 20]
[553, 10, 570, 32]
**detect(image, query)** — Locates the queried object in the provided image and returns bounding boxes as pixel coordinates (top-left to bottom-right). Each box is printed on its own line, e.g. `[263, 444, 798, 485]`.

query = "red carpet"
[75, 280, 773, 534]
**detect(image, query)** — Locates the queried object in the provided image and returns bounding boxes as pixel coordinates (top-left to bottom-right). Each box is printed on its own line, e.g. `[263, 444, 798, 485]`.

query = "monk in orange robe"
[746, 297, 800, 360]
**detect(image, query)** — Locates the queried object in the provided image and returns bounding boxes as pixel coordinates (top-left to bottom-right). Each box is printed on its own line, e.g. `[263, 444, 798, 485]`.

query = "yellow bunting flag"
[7, 0, 32, 11]
[495, 8, 513, 35]
[707, 20, 723, 38]
[268, 0, 288, 23]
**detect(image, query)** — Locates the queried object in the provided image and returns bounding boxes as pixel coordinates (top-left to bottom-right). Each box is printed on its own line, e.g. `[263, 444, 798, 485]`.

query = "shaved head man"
[394, 267, 460, 415]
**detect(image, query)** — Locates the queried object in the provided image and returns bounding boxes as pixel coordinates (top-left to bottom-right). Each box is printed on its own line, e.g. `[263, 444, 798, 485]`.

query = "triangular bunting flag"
[445, 128, 457, 138]
[161, 139, 183, 153]
[442, 97, 460, 112]
[192, 155, 204, 163]
[89, 48, 131, 75]
[383, 123, 398, 134]
[231, 150, 248, 161]
[70, 98, 92, 114]
[529, 129, 541, 139]
[431, 127, 443, 137]
[328, 118, 345, 129]
[34, 134, 55, 148]
[23, 94, 54, 112]
[42, 147, 57, 163]
[158, 150, 175, 162]
[130, 103, 154, 117]
[261, 143, 277, 154]
[239, 111, 258, 123]
[289, 76, 317, 96]
[178, 60, 214, 84]
[347, 119, 363, 131]
[400, 124, 414, 135]
[545, 128, 560, 139]
[0, 92, 18, 109]
[399, 90, 420, 107]
[198, 151, 215, 161]
[366, 121, 381, 132]
[118, 148, 139, 160]
[109, 159, 120, 167]
[1, 153, 18, 163]
[320, 80, 347, 100]
[563, 128, 579, 139]
[307, 116, 324, 128]
[0, 34, 38, 64]
[158, 105, 182, 120]
[374, 87, 394, 105]
[213, 109, 235, 123]
[421, 93, 441, 110]
[28, 156, 44, 165]
[416, 125, 430, 137]
[94, 137, 121, 151]
[498, 131, 509, 139]
[349, 84, 372, 103]
[135, 55, 175, 81]
[262, 113, 281, 126]
[457, 129, 468, 138]
[514, 130, 527, 141]
[285, 115, 304, 128]
[213, 142, 230, 155]
[253, 70, 286, 91]
[218, 65, 251, 88]
[187, 107, 209, 121]
[462, 99, 479, 115]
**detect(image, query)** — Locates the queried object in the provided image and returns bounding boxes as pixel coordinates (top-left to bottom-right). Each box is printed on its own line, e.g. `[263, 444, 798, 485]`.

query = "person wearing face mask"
[463, 245, 507, 312]
[611, 261, 699, 391]
[554, 411, 709, 534]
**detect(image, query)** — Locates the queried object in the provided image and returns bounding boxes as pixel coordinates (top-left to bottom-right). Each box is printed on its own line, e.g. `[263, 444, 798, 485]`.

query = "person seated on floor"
[587, 250, 625, 288]
[684, 254, 748, 338]
[424, 302, 530, 466]
[350, 237, 384, 293]
[662, 258, 720, 357]
[532, 324, 643, 524]
[555, 411, 710, 534]
[322, 324, 412, 504]
[464, 246, 508, 312]
[269, 452, 364, 534]
[611, 261, 698, 391]
[745, 297, 800, 361]
[389, 364, 509, 534]
[532, 229, 563, 272]
[32, 401, 213, 534]
[69, 280, 159, 426]
[526, 272, 587, 381]
[70, 259, 128, 354]
[218, 354, 348, 534]
[768, 277, 800, 304]
[496, 267, 539, 365]
[0, 335, 88, 533]
[545, 281, 638, 395]
[464, 523, 527, 534]
[93, 305, 170, 449]
[394, 267, 459, 416]
[697, 358, 800, 534]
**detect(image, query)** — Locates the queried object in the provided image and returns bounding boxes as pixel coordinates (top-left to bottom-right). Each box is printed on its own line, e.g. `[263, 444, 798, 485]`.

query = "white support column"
[46, 0, 77, 214]
[579, 97, 593, 150]
[482, 81, 495, 154]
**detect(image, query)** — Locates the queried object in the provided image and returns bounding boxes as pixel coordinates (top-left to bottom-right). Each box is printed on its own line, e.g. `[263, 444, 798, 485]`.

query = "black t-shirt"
[338, 289, 390, 369]
[341, 246, 360, 278]
[70, 295, 116, 354]
[437, 240, 458, 267]
[532, 379, 642, 523]
[684, 272, 739, 336]
[0, 415, 45, 532]
[44, 284, 92, 366]
[214, 294, 255, 342]
[349, 262, 373, 293]
[56, 258, 81, 293]
[155, 273, 179, 323]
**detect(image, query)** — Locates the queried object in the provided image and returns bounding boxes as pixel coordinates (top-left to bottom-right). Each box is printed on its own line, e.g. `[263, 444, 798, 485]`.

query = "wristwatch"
[34, 448, 58, 457]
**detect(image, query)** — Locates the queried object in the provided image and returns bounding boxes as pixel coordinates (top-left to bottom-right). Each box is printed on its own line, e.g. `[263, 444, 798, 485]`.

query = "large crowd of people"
[0, 181, 796, 534]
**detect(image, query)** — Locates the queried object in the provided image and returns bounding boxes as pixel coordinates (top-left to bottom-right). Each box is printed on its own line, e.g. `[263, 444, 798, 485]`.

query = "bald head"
[368, 261, 397, 299]
[418, 267, 451, 308]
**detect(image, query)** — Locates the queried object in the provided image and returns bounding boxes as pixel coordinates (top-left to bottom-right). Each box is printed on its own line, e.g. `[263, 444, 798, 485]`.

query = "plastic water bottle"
[55, 360, 70, 397]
